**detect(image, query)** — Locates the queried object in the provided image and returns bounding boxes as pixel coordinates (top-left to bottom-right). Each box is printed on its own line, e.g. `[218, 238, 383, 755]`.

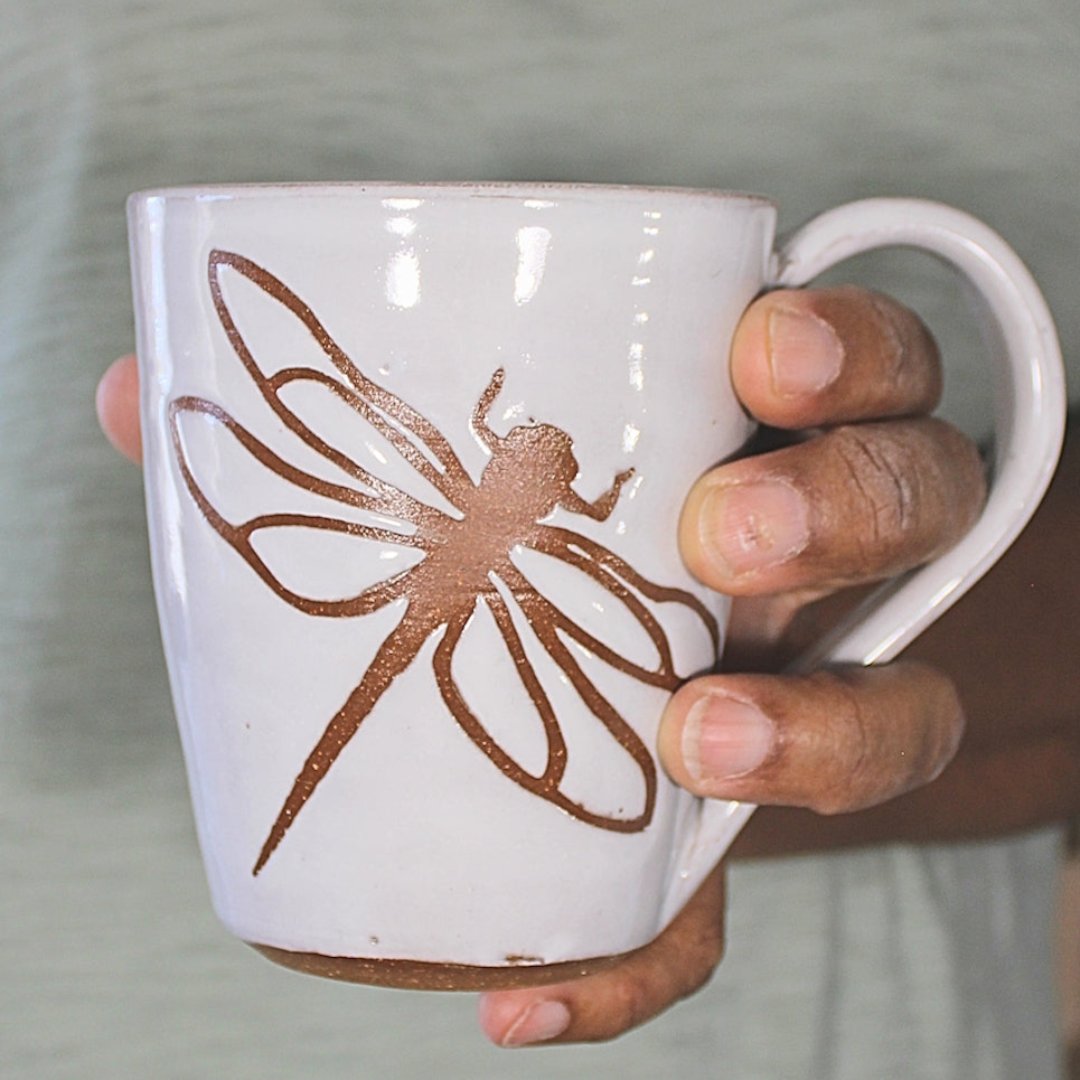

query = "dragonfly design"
[170, 250, 720, 875]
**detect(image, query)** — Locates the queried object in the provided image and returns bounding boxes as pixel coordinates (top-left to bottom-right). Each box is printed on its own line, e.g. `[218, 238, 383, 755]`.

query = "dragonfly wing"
[528, 525, 721, 678]
[433, 575, 656, 832]
[208, 250, 471, 512]
[432, 596, 567, 791]
[169, 394, 424, 618]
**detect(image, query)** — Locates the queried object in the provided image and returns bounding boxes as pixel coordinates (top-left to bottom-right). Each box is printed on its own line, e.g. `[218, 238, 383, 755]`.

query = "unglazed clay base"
[249, 942, 636, 990]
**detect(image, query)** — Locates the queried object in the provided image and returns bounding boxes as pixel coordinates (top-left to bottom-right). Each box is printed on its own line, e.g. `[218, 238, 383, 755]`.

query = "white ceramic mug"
[128, 183, 1064, 989]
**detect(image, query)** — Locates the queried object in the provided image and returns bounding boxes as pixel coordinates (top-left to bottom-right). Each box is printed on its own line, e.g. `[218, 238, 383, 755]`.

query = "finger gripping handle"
[661, 198, 1066, 924]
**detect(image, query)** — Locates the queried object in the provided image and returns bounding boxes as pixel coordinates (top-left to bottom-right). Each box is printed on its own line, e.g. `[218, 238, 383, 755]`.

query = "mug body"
[129, 183, 773, 984]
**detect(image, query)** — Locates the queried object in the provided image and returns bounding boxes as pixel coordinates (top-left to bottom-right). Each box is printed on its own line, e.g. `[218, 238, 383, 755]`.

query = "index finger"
[733, 286, 943, 428]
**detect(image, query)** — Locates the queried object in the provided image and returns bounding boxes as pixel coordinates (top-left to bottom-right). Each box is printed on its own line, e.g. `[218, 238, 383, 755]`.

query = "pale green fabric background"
[2, 2, 1076, 1076]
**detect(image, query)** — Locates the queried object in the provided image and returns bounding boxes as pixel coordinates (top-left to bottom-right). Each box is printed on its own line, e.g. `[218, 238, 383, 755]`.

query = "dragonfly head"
[503, 422, 580, 485]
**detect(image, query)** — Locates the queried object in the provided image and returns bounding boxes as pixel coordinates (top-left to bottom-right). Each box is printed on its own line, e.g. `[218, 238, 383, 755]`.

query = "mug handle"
[661, 198, 1066, 925]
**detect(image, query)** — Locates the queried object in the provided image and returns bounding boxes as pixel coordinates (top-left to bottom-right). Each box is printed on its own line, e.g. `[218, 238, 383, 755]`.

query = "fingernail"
[767, 307, 844, 397]
[682, 694, 775, 782]
[699, 480, 809, 577]
[500, 1000, 572, 1047]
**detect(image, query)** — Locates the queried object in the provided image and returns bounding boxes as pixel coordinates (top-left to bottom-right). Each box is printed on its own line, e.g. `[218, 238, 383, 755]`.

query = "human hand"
[475, 286, 982, 1046]
[95, 285, 984, 1047]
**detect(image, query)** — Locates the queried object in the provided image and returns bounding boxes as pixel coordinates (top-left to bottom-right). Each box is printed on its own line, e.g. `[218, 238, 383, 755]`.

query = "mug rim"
[127, 180, 776, 209]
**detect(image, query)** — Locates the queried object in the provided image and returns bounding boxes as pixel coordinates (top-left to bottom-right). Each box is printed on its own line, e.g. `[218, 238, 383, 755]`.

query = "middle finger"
[680, 417, 986, 596]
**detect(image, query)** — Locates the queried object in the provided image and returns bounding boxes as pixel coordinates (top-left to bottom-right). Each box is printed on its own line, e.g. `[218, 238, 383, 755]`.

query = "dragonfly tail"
[252, 612, 436, 875]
